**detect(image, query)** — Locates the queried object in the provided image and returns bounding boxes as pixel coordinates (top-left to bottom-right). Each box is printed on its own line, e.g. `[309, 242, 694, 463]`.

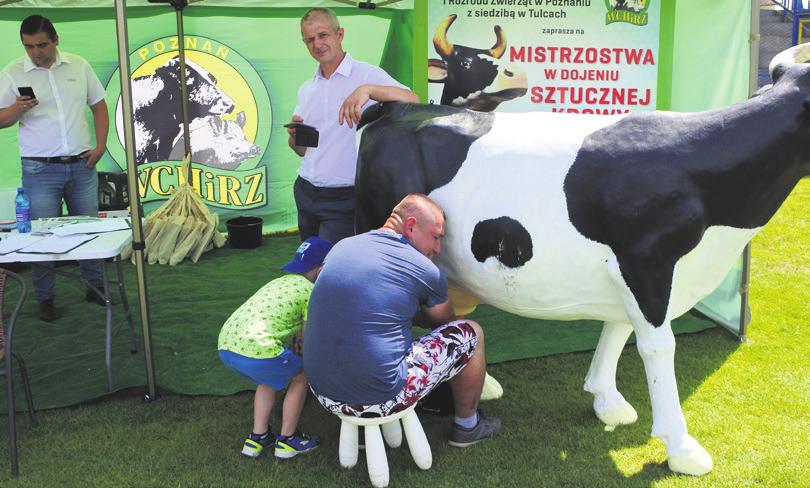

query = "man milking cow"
[304, 194, 501, 446]
[287, 7, 418, 244]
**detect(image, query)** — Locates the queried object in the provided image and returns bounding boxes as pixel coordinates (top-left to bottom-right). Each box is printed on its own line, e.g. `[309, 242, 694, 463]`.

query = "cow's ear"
[428, 59, 447, 83]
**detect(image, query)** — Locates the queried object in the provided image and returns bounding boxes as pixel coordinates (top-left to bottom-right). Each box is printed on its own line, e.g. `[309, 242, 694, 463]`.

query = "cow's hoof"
[667, 443, 713, 476]
[480, 372, 503, 401]
[593, 394, 637, 427]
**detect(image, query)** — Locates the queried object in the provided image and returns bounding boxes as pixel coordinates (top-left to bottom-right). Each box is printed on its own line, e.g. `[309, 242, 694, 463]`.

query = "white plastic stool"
[337, 405, 432, 488]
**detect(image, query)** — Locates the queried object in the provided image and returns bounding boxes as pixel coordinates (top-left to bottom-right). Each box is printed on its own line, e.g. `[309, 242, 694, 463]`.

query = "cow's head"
[768, 42, 810, 174]
[154, 58, 235, 118]
[429, 14, 527, 112]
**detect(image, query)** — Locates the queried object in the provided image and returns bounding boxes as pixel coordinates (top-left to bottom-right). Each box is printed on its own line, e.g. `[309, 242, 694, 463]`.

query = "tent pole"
[114, 0, 158, 401]
[739, 0, 761, 344]
[173, 0, 192, 166]
[147, 0, 191, 179]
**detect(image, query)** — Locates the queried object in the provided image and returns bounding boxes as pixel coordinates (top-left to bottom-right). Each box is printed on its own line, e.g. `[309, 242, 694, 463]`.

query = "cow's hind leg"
[584, 321, 638, 427]
[606, 255, 712, 475]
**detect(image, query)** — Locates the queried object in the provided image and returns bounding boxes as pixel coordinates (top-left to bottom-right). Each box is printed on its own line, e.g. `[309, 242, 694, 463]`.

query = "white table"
[0, 226, 136, 391]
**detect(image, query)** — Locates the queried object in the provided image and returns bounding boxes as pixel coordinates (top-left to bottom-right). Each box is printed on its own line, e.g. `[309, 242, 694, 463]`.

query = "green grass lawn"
[0, 180, 807, 487]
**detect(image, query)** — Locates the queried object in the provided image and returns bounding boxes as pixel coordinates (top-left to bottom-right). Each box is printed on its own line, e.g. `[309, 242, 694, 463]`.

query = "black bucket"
[226, 216, 263, 249]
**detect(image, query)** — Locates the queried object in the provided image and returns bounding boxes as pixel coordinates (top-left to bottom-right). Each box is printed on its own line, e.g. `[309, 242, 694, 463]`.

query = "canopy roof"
[0, 0, 412, 8]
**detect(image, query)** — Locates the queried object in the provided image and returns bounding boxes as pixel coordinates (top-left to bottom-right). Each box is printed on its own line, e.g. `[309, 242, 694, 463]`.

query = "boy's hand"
[292, 334, 303, 355]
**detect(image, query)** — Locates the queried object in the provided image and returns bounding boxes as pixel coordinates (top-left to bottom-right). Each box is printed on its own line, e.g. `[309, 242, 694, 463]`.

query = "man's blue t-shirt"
[304, 230, 448, 404]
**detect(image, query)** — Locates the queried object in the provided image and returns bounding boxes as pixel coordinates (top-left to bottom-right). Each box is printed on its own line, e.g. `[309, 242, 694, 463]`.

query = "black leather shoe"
[38, 299, 60, 322]
[85, 289, 107, 306]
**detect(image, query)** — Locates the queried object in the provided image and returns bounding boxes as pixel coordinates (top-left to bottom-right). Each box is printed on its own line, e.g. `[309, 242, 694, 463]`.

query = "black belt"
[23, 155, 84, 164]
[298, 177, 354, 199]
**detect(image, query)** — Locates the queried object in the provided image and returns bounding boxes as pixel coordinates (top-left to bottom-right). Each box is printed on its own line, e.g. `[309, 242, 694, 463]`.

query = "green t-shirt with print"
[217, 274, 313, 359]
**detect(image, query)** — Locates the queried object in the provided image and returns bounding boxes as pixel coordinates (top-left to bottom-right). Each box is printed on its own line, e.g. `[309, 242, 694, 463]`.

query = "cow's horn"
[433, 14, 456, 58]
[489, 26, 507, 59]
[769, 42, 810, 82]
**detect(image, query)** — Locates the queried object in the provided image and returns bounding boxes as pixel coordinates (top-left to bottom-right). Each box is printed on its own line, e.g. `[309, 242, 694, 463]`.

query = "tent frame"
[110, 0, 760, 400]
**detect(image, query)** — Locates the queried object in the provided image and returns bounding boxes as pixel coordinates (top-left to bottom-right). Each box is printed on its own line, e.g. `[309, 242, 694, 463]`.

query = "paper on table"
[0, 234, 45, 255]
[50, 219, 131, 237]
[16, 234, 98, 254]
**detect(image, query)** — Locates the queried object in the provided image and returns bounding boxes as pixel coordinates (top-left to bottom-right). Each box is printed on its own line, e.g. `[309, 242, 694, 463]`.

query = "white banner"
[427, 0, 661, 114]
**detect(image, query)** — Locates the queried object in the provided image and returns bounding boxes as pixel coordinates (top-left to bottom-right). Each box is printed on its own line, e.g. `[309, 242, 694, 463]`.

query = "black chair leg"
[12, 352, 38, 426]
[6, 357, 19, 478]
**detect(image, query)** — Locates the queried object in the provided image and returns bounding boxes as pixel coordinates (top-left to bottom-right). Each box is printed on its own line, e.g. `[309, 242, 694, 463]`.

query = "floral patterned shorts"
[313, 320, 477, 418]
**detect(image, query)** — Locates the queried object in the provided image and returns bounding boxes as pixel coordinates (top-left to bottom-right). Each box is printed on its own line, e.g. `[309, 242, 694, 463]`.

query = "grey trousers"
[293, 176, 355, 244]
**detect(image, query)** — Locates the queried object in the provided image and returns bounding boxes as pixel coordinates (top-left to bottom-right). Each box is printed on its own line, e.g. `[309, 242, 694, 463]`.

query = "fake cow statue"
[354, 43, 810, 475]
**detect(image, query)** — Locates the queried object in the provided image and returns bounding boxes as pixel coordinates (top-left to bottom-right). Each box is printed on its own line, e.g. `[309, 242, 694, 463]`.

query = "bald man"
[304, 194, 501, 447]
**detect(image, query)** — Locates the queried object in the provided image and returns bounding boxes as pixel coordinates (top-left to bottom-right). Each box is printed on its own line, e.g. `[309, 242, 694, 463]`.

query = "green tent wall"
[0, 0, 753, 340]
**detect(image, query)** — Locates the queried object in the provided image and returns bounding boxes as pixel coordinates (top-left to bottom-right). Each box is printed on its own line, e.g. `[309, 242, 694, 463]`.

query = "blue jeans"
[21, 158, 102, 303]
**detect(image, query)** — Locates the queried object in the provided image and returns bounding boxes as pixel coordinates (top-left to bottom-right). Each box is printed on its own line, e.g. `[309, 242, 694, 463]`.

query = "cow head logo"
[605, 0, 651, 26]
[428, 15, 527, 112]
[106, 36, 270, 171]
[104, 35, 271, 210]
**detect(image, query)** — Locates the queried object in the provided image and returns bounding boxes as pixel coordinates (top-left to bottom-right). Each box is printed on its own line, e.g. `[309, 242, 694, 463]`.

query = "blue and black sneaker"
[241, 429, 275, 458]
[448, 411, 501, 448]
[275, 432, 319, 459]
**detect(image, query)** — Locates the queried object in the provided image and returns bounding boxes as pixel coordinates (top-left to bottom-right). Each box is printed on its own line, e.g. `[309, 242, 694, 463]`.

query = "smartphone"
[18, 86, 36, 99]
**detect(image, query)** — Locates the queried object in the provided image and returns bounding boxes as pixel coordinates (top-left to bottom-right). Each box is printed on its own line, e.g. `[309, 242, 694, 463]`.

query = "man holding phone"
[287, 7, 418, 244]
[0, 14, 109, 322]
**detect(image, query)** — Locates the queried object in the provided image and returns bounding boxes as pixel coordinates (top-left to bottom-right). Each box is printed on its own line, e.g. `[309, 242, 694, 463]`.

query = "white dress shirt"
[293, 53, 407, 188]
[0, 51, 105, 157]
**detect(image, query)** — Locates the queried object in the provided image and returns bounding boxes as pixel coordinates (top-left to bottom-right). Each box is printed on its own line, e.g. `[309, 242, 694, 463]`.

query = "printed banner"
[427, 0, 661, 114]
[106, 35, 271, 210]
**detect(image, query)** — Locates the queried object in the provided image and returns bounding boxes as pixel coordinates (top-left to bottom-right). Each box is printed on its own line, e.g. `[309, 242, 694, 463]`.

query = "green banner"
[0, 6, 414, 234]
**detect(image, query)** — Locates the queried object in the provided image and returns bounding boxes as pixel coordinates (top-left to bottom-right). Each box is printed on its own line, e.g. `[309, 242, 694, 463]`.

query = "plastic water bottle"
[15, 187, 31, 233]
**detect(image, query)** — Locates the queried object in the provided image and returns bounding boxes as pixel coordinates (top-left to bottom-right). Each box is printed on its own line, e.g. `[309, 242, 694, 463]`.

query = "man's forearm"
[0, 106, 21, 129]
[91, 100, 109, 150]
[366, 85, 419, 104]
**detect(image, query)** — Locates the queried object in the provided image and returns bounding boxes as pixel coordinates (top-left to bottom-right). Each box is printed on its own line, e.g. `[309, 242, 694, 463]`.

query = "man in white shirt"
[287, 7, 418, 244]
[0, 15, 109, 322]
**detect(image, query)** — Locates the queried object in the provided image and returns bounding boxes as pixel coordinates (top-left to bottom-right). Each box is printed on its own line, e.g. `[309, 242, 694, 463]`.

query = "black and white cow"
[429, 15, 528, 111]
[611, 0, 646, 12]
[129, 57, 235, 164]
[355, 43, 810, 475]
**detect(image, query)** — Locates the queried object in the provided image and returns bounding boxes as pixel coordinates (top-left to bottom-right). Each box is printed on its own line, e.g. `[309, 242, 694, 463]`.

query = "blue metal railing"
[771, 0, 810, 44]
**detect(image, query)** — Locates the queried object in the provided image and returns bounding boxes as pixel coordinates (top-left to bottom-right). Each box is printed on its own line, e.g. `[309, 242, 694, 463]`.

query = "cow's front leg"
[606, 255, 712, 475]
[584, 321, 638, 427]
[632, 321, 712, 475]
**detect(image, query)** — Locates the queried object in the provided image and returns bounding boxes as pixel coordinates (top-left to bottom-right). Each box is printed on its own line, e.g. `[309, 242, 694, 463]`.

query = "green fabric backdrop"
[0, 5, 414, 234]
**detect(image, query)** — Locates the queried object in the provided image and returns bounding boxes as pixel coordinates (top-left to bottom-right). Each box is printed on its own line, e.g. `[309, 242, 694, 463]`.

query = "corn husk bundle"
[122, 155, 225, 265]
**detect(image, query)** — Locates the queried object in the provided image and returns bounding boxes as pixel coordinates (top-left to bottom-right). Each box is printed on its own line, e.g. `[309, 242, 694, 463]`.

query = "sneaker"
[275, 433, 319, 459]
[241, 431, 275, 458]
[38, 299, 60, 322]
[448, 411, 501, 448]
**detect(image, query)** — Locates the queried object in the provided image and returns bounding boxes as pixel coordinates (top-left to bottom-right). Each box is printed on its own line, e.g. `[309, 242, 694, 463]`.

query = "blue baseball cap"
[281, 236, 333, 273]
